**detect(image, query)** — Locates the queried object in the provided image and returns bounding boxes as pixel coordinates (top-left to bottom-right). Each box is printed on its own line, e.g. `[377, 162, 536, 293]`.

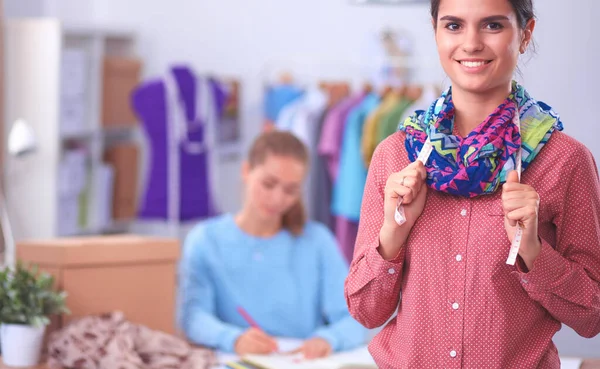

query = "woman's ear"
[520, 19, 536, 53]
[241, 161, 250, 183]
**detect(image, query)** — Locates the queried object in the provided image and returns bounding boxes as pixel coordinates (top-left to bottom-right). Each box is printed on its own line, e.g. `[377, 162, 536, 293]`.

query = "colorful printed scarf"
[398, 81, 563, 198]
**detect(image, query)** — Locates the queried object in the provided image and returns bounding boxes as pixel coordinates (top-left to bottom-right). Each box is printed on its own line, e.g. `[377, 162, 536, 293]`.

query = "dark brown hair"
[247, 130, 309, 236]
[430, 0, 535, 29]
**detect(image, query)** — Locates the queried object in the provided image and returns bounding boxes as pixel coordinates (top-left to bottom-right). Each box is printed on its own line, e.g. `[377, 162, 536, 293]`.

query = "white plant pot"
[0, 324, 46, 367]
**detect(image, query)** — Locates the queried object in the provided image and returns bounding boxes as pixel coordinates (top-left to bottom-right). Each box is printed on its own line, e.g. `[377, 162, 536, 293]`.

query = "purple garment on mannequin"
[133, 66, 221, 221]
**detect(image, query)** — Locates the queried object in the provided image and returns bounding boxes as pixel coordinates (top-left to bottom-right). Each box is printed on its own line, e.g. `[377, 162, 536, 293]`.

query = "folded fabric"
[47, 311, 216, 369]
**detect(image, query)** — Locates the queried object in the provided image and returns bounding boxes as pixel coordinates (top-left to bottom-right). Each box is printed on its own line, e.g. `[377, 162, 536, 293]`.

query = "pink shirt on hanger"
[318, 93, 366, 180]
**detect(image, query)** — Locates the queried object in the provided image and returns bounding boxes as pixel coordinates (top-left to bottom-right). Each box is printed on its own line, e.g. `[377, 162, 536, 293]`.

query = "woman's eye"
[486, 22, 504, 30]
[445, 22, 460, 31]
[284, 186, 299, 196]
[262, 181, 276, 189]
[286, 189, 298, 196]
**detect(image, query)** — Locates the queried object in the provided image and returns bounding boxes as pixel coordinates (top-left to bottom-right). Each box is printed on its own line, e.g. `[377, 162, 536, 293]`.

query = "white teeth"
[460, 61, 487, 68]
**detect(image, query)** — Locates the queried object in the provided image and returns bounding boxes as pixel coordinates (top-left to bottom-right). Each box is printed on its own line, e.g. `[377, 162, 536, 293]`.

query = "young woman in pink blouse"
[344, 0, 600, 368]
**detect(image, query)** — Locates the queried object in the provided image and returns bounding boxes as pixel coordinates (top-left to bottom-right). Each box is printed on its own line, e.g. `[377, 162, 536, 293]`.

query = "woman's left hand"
[292, 338, 332, 359]
[502, 170, 542, 270]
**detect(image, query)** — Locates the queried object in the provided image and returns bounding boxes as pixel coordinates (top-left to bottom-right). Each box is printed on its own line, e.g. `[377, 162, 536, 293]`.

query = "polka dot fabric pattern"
[344, 130, 600, 369]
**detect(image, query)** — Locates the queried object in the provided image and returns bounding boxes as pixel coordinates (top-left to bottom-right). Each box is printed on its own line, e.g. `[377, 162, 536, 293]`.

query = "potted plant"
[0, 263, 69, 367]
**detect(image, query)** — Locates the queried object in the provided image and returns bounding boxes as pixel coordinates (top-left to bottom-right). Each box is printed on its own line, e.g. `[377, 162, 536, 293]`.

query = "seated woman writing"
[178, 131, 367, 359]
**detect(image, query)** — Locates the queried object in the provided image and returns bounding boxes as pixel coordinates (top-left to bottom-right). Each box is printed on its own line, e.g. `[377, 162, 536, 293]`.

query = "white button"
[522, 278, 529, 284]
[450, 350, 457, 358]
[456, 254, 463, 262]
[460, 209, 467, 216]
[388, 268, 396, 275]
[452, 303, 459, 310]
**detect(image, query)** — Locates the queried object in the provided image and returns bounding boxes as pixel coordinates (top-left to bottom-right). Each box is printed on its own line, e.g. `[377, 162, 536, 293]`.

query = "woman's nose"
[271, 188, 287, 206]
[461, 28, 485, 54]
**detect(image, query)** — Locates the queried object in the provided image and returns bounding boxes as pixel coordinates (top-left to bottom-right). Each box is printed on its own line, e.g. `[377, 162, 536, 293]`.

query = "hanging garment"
[335, 216, 359, 263]
[376, 97, 413, 144]
[311, 108, 334, 230]
[276, 86, 328, 220]
[331, 93, 380, 222]
[317, 93, 366, 258]
[264, 83, 304, 130]
[133, 66, 221, 221]
[397, 84, 440, 126]
[361, 91, 401, 166]
[310, 83, 351, 230]
[318, 93, 366, 180]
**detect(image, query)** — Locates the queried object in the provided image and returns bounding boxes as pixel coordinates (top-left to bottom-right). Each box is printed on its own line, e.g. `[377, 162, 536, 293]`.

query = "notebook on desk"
[227, 346, 377, 369]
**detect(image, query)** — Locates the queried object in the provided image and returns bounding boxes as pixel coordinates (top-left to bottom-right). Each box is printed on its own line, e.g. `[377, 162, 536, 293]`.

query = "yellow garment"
[361, 92, 401, 166]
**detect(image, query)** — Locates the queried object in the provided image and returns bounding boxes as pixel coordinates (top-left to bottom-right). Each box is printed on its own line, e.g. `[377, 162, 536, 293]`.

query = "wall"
[4, 0, 94, 22]
[4, 0, 47, 17]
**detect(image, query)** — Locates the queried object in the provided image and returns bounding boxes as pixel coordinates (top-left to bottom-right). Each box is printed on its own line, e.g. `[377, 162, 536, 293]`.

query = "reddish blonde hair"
[247, 131, 309, 235]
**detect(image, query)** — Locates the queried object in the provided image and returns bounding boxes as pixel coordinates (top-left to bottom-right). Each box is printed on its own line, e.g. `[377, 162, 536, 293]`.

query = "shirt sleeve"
[177, 225, 244, 352]
[310, 225, 368, 351]
[344, 141, 405, 329]
[514, 144, 600, 338]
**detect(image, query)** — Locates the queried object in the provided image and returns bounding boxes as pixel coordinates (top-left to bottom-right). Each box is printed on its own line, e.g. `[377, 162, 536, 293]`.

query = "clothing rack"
[259, 55, 445, 92]
[260, 55, 445, 262]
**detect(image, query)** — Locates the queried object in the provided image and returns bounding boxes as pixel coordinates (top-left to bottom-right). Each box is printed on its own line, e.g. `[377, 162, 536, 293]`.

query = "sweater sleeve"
[177, 225, 244, 352]
[310, 225, 369, 351]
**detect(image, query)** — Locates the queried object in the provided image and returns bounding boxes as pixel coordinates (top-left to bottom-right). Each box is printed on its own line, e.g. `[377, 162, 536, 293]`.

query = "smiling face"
[433, 0, 534, 97]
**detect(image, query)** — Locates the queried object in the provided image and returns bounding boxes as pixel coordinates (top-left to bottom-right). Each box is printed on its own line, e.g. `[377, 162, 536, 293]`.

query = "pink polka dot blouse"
[345, 130, 600, 368]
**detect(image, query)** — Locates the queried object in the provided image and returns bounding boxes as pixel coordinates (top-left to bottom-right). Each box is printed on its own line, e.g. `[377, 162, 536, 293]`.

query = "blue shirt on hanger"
[177, 214, 368, 353]
[264, 84, 304, 122]
[331, 93, 381, 221]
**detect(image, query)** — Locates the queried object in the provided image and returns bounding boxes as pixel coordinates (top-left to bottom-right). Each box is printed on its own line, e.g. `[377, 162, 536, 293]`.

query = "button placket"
[447, 200, 471, 367]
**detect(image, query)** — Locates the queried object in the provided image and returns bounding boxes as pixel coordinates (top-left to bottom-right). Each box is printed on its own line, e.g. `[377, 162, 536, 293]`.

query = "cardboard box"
[104, 144, 139, 220]
[16, 235, 180, 335]
[102, 56, 142, 127]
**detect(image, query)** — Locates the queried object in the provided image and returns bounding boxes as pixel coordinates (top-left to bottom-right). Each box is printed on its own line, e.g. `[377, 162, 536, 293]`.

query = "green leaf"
[0, 263, 69, 326]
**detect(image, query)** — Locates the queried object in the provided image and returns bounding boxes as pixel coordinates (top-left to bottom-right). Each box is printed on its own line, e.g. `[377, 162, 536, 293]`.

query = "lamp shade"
[8, 118, 37, 157]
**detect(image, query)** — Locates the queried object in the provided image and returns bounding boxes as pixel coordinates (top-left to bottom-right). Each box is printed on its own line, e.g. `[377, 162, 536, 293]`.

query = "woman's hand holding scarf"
[502, 170, 542, 270]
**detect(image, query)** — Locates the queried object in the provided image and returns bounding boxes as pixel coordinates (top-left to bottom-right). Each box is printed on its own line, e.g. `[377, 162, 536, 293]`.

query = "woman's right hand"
[234, 328, 278, 355]
[379, 161, 428, 260]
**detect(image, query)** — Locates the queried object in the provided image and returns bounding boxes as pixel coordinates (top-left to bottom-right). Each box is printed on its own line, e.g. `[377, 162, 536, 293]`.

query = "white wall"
[4, 0, 47, 17]
[5, 0, 95, 22]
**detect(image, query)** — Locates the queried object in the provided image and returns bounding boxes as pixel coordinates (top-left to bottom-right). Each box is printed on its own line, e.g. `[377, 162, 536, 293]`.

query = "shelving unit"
[3, 18, 141, 242]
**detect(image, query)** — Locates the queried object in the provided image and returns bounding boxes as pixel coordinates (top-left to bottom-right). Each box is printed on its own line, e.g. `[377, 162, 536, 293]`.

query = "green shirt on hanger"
[377, 98, 414, 144]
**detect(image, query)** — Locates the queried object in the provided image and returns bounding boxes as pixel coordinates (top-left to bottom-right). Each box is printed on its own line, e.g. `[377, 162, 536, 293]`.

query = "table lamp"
[1, 118, 37, 268]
